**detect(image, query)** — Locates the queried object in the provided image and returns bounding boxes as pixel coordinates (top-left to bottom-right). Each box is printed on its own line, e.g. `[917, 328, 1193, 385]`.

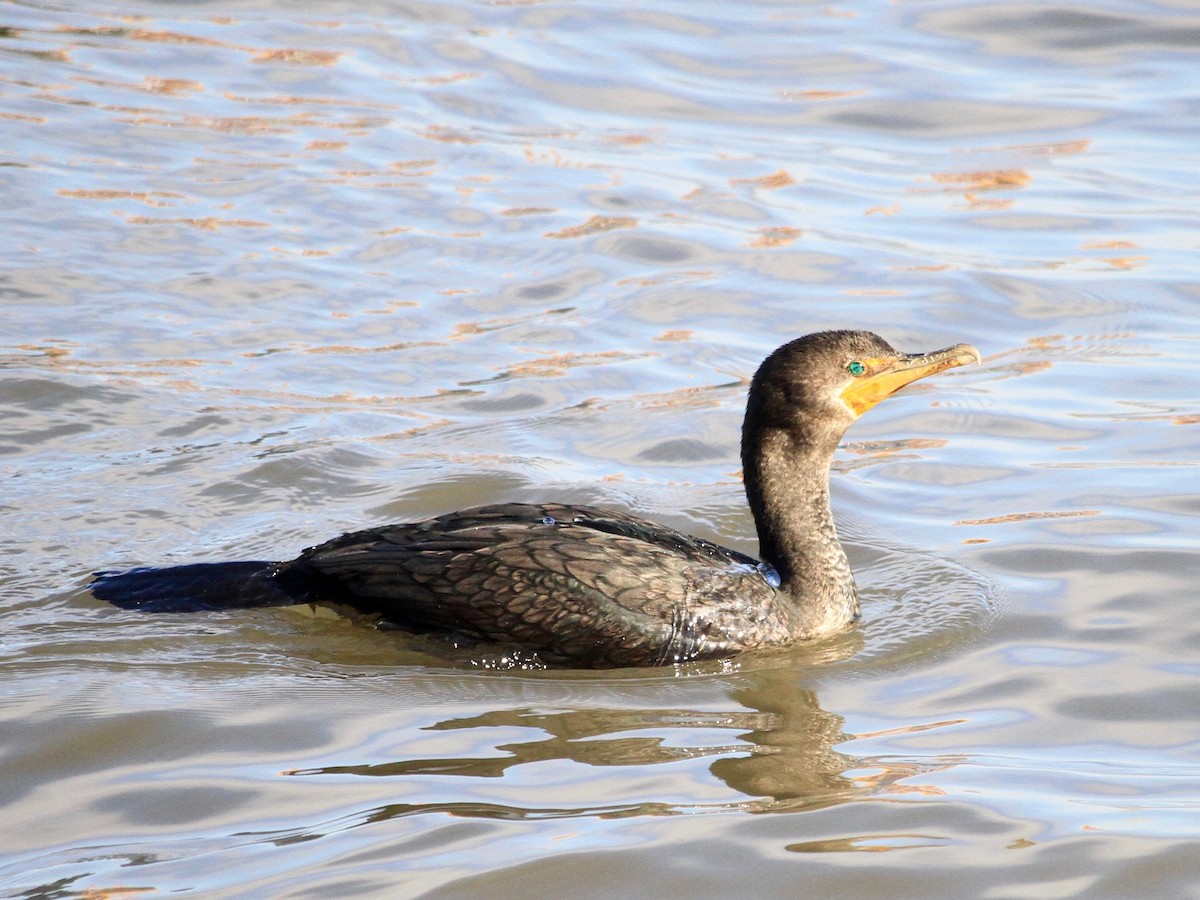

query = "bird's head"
[746, 330, 981, 443]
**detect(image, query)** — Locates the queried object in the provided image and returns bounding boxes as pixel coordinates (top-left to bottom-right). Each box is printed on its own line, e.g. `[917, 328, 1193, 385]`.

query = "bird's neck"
[741, 424, 859, 635]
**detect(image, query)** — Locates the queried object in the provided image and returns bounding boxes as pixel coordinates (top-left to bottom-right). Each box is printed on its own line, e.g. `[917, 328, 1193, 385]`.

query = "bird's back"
[279, 502, 789, 666]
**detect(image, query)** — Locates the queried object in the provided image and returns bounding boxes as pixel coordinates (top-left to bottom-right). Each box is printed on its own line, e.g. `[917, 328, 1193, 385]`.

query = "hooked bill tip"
[951, 343, 982, 367]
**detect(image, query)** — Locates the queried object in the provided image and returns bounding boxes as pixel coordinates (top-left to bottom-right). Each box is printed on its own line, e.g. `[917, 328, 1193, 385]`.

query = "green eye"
[847, 361, 866, 376]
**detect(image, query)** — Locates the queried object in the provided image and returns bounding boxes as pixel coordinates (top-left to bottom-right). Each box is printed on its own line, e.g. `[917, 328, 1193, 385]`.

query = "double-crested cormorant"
[91, 330, 980, 667]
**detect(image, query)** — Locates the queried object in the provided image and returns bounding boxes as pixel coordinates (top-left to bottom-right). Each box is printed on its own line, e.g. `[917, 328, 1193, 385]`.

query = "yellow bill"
[840, 343, 981, 417]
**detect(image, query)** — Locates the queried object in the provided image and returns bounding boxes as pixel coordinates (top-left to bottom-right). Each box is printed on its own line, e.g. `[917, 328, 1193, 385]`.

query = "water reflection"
[283, 667, 956, 820]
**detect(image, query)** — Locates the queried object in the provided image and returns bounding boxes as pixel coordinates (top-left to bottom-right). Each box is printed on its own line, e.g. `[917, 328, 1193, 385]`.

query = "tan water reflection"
[282, 666, 969, 820]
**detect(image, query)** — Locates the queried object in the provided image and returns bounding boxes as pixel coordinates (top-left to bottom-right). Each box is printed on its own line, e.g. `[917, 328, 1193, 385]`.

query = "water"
[3, 0, 1199, 895]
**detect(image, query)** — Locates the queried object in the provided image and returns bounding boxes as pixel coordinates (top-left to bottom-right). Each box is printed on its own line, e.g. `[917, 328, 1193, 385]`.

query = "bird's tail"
[91, 562, 297, 613]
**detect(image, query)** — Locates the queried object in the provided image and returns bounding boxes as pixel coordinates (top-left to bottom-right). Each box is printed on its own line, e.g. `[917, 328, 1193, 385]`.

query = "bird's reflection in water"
[283, 642, 961, 826]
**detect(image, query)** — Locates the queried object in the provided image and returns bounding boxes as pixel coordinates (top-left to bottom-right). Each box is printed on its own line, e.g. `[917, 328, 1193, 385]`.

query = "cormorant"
[91, 330, 980, 667]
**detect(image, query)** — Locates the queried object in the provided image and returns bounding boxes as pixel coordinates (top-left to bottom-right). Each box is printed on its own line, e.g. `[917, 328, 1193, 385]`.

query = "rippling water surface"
[3, 0, 1199, 896]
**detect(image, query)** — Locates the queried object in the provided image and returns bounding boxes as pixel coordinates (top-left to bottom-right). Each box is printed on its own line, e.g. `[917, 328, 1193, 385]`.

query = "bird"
[91, 330, 980, 668]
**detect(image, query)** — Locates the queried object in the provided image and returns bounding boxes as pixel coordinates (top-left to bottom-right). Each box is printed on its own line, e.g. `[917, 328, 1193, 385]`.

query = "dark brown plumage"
[91, 330, 979, 667]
